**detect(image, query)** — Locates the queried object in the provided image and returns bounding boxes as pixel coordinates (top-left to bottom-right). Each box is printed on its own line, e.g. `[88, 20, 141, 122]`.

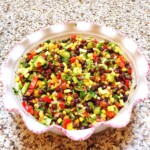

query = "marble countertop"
[0, 0, 150, 149]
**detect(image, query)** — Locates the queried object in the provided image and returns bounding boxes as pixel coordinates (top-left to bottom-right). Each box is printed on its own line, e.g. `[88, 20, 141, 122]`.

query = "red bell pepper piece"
[106, 111, 116, 118]
[62, 118, 72, 129]
[57, 72, 61, 79]
[41, 96, 52, 103]
[59, 101, 65, 109]
[128, 69, 132, 75]
[22, 102, 34, 115]
[125, 80, 130, 87]
[100, 101, 108, 108]
[93, 53, 98, 60]
[61, 82, 67, 90]
[71, 35, 77, 41]
[57, 92, 64, 99]
[70, 57, 77, 63]
[103, 45, 109, 49]
[37, 62, 41, 67]
[25, 75, 38, 96]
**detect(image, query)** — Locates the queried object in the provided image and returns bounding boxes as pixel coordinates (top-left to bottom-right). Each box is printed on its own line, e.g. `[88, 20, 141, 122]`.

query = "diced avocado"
[45, 117, 52, 126]
[73, 67, 82, 75]
[87, 42, 93, 49]
[21, 82, 30, 95]
[86, 59, 93, 66]
[60, 50, 70, 58]
[18, 81, 23, 90]
[88, 102, 94, 109]
[94, 106, 101, 114]
[34, 56, 46, 67]
[103, 64, 108, 70]
[65, 43, 73, 49]
[98, 87, 109, 95]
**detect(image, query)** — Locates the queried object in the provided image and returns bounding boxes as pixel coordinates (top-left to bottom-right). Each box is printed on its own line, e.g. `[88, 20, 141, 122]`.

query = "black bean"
[105, 70, 112, 73]
[55, 86, 61, 92]
[77, 76, 83, 80]
[59, 113, 64, 119]
[73, 93, 79, 98]
[73, 98, 80, 104]
[71, 82, 75, 86]
[89, 68, 95, 74]
[102, 84, 107, 89]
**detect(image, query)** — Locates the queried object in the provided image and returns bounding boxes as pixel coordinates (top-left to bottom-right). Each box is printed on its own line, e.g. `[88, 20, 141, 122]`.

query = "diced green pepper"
[94, 106, 101, 114]
[21, 82, 30, 95]
[87, 42, 93, 49]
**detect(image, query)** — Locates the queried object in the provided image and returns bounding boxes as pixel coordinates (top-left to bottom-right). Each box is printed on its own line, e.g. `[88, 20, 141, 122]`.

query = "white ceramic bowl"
[0, 22, 149, 141]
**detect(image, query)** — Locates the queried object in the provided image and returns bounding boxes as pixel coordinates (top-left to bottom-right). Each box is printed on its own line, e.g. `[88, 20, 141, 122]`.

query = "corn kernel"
[122, 68, 127, 71]
[67, 123, 73, 130]
[110, 97, 115, 103]
[57, 118, 62, 124]
[34, 90, 39, 97]
[101, 109, 106, 114]
[79, 117, 84, 122]
[15, 77, 20, 82]
[63, 111, 67, 115]
[39, 111, 44, 118]
[67, 96, 73, 102]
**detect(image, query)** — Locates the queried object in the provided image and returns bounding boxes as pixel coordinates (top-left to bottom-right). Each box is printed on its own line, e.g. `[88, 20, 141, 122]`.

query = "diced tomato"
[103, 45, 109, 49]
[37, 62, 41, 67]
[22, 101, 27, 108]
[57, 92, 64, 99]
[57, 72, 61, 79]
[41, 96, 52, 103]
[100, 101, 108, 108]
[71, 57, 77, 63]
[106, 111, 116, 118]
[62, 118, 72, 129]
[59, 101, 65, 109]
[128, 69, 132, 75]
[61, 82, 67, 90]
[125, 80, 130, 87]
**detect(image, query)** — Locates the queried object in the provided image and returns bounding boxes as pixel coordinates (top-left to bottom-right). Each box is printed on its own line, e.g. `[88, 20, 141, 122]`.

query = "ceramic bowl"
[1, 22, 149, 141]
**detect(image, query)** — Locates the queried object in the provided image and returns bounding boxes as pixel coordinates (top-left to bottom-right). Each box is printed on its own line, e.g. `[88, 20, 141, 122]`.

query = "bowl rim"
[0, 22, 149, 141]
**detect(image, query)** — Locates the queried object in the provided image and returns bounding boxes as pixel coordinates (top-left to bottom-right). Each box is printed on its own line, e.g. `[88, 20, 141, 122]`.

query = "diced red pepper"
[19, 75, 23, 80]
[61, 82, 67, 90]
[57, 72, 61, 79]
[71, 57, 77, 63]
[41, 96, 52, 103]
[71, 35, 77, 41]
[125, 80, 130, 87]
[62, 118, 72, 129]
[100, 101, 108, 108]
[93, 53, 98, 60]
[59, 101, 65, 109]
[115, 103, 122, 108]
[84, 112, 89, 117]
[25, 76, 38, 96]
[128, 69, 132, 75]
[57, 92, 64, 99]
[37, 62, 41, 67]
[116, 56, 125, 68]
[41, 53, 45, 57]
[106, 111, 116, 118]
[103, 45, 109, 49]
[28, 54, 33, 60]
[22, 102, 34, 115]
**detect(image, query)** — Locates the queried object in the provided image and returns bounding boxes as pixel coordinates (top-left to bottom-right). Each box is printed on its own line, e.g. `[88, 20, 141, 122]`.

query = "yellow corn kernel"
[92, 121, 97, 125]
[55, 62, 60, 67]
[67, 96, 73, 102]
[79, 117, 84, 122]
[39, 111, 44, 118]
[57, 118, 62, 124]
[122, 68, 127, 71]
[54, 44, 58, 49]
[49, 43, 55, 50]
[15, 77, 20, 82]
[110, 97, 115, 103]
[67, 123, 73, 130]
[71, 45, 75, 50]
[63, 111, 67, 115]
[101, 109, 106, 114]
[44, 43, 49, 47]
[34, 90, 39, 97]
[74, 112, 78, 115]
[75, 119, 79, 124]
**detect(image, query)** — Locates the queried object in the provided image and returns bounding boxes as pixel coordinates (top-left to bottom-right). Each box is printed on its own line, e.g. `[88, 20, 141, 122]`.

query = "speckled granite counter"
[0, 0, 150, 149]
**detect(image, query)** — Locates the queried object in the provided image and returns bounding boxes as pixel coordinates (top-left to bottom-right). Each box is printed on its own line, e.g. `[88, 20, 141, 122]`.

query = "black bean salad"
[14, 35, 132, 130]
